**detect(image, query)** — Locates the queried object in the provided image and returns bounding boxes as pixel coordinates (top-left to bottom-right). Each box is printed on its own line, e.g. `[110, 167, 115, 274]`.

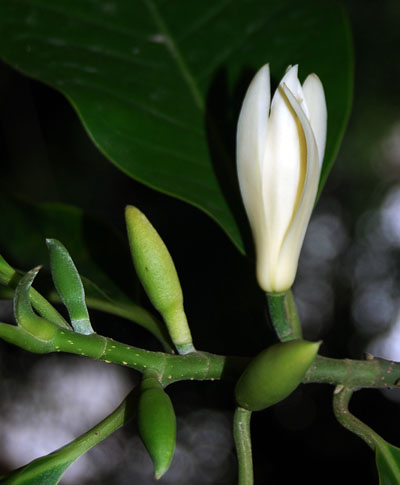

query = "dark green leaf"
[376, 440, 400, 485]
[0, 0, 353, 252]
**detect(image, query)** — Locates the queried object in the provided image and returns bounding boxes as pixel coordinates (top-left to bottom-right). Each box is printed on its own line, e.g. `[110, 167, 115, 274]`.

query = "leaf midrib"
[143, 0, 205, 111]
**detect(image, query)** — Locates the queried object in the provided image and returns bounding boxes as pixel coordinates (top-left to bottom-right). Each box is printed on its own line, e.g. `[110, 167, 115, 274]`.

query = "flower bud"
[137, 374, 176, 479]
[237, 64, 327, 293]
[235, 339, 321, 411]
[125, 206, 194, 354]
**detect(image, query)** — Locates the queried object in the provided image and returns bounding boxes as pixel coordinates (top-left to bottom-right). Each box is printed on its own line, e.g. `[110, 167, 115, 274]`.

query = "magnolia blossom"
[237, 64, 327, 293]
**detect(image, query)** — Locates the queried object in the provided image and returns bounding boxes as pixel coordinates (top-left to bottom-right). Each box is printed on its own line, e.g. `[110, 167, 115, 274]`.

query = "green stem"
[59, 387, 138, 456]
[1, 267, 174, 351]
[266, 291, 302, 342]
[0, 323, 55, 354]
[333, 386, 400, 483]
[0, 388, 138, 483]
[3, 321, 400, 391]
[0, 322, 246, 384]
[304, 355, 400, 388]
[332, 386, 380, 450]
[233, 407, 253, 485]
[0, 267, 70, 330]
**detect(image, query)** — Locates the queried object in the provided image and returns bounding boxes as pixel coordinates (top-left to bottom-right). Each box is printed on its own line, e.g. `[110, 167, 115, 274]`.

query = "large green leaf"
[376, 439, 400, 485]
[0, 0, 353, 252]
[0, 389, 137, 485]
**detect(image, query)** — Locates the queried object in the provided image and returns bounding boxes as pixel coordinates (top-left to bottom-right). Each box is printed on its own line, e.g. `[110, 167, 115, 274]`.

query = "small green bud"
[46, 238, 94, 335]
[14, 267, 57, 341]
[125, 206, 194, 354]
[137, 374, 176, 479]
[235, 339, 321, 411]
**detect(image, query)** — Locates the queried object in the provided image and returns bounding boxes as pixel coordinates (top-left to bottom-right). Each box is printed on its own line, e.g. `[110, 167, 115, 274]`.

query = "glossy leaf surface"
[0, 0, 353, 252]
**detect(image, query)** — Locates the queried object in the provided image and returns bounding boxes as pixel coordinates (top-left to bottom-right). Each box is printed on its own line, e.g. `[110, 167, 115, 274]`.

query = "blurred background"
[0, 0, 400, 483]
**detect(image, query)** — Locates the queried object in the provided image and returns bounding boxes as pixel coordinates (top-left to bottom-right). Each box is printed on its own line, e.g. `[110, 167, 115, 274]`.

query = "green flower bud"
[125, 206, 194, 355]
[235, 339, 321, 411]
[137, 374, 176, 479]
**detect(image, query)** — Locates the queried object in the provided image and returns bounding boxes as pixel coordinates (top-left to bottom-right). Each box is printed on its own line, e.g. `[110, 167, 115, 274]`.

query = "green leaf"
[0, 197, 134, 302]
[0, 389, 137, 485]
[0, 0, 353, 252]
[376, 439, 400, 485]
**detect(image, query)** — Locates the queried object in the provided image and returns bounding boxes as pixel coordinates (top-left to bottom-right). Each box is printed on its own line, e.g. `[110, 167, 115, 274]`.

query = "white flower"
[237, 64, 327, 293]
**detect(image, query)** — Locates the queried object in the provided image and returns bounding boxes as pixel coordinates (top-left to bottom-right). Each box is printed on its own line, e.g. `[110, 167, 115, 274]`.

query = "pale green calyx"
[237, 64, 327, 293]
[125, 206, 194, 355]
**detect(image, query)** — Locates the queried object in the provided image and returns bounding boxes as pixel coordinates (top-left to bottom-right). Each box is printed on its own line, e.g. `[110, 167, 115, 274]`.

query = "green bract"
[125, 206, 194, 355]
[14, 267, 58, 342]
[235, 339, 321, 411]
[137, 375, 176, 480]
[46, 238, 94, 335]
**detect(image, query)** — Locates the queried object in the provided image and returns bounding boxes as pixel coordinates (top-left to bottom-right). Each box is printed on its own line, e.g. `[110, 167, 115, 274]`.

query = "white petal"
[302, 74, 327, 166]
[273, 84, 321, 291]
[276, 65, 310, 117]
[237, 64, 271, 270]
[237, 64, 271, 171]
[261, 65, 305, 263]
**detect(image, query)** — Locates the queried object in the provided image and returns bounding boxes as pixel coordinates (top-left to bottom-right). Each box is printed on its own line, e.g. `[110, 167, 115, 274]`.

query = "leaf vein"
[177, 0, 233, 42]
[142, 0, 204, 111]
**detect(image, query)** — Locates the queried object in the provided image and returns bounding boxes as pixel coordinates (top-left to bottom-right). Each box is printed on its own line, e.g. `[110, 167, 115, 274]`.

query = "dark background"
[1, 1, 400, 483]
